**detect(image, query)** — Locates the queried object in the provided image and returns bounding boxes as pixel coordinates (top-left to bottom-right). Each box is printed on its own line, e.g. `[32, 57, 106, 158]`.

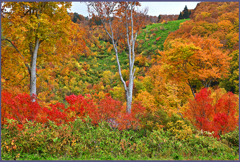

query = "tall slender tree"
[87, 2, 148, 113]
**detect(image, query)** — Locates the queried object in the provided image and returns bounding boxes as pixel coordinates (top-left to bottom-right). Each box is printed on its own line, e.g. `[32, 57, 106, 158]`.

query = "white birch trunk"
[125, 2, 137, 114]
[87, 2, 137, 114]
[30, 38, 40, 101]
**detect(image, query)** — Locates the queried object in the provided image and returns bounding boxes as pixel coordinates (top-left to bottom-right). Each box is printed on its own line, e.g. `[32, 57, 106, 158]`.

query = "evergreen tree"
[183, 5, 189, 19]
[189, 10, 191, 16]
[95, 19, 102, 25]
[158, 14, 161, 22]
[72, 12, 79, 23]
[178, 12, 183, 20]
[89, 17, 102, 26]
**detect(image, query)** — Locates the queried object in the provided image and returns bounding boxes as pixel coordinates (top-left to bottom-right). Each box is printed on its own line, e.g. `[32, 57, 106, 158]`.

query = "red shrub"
[2, 91, 146, 131]
[92, 96, 146, 130]
[1, 90, 42, 125]
[64, 94, 97, 123]
[41, 103, 68, 126]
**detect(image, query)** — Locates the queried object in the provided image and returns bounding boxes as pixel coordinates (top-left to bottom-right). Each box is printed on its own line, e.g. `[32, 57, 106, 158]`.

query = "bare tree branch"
[1, 38, 31, 75]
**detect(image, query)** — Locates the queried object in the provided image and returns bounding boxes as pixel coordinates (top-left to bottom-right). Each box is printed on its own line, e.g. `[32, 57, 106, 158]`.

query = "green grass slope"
[77, 19, 190, 85]
[136, 19, 189, 55]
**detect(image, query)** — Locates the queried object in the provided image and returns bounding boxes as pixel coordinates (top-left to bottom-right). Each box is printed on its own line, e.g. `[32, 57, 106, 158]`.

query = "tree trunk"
[125, 2, 136, 114]
[87, 2, 137, 114]
[126, 77, 133, 113]
[30, 38, 40, 101]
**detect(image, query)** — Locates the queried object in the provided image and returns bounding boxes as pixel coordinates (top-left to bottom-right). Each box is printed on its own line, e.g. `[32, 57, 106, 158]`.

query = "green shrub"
[96, 55, 108, 58]
[165, 120, 193, 140]
[221, 127, 239, 149]
[188, 134, 233, 154]
[1, 117, 238, 160]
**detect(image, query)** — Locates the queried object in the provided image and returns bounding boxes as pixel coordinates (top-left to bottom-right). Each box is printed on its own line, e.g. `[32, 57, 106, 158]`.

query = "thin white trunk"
[30, 38, 40, 101]
[125, 2, 136, 114]
[88, 2, 137, 114]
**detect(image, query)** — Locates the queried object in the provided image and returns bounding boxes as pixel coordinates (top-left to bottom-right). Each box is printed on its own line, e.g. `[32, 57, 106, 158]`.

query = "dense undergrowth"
[1, 118, 239, 160]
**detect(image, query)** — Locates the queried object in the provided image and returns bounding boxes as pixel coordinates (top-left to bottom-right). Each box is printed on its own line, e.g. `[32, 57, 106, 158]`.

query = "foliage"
[156, 37, 161, 41]
[102, 70, 113, 85]
[161, 35, 231, 93]
[165, 120, 193, 140]
[135, 90, 157, 113]
[1, 89, 146, 131]
[220, 127, 239, 149]
[1, 90, 42, 126]
[1, 2, 75, 96]
[219, 50, 239, 93]
[134, 55, 147, 67]
[185, 88, 239, 138]
[1, 2, 239, 160]
[146, 62, 192, 117]
[187, 132, 234, 156]
[1, 2, 88, 102]
[1, 117, 237, 160]
[110, 86, 125, 101]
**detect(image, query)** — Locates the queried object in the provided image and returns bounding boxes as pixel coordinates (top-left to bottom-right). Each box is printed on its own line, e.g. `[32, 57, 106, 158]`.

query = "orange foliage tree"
[161, 35, 231, 97]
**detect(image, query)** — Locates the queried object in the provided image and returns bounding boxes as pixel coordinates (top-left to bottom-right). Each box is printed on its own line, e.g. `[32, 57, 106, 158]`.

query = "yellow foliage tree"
[135, 90, 157, 113]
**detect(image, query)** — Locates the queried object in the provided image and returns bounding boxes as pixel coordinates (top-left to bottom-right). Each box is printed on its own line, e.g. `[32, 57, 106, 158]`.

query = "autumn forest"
[1, 1, 239, 160]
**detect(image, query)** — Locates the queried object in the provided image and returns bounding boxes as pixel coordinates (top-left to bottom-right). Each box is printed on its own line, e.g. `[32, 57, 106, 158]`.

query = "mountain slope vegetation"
[1, 1, 239, 160]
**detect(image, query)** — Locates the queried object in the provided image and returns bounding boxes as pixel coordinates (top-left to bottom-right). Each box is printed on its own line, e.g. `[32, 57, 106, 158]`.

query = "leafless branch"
[1, 38, 31, 75]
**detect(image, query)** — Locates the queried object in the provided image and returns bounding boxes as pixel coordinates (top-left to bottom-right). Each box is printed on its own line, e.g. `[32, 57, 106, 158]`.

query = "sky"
[69, 2, 201, 17]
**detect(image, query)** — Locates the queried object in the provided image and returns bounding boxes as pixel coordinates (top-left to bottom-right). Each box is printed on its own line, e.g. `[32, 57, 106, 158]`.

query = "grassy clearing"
[137, 19, 189, 54]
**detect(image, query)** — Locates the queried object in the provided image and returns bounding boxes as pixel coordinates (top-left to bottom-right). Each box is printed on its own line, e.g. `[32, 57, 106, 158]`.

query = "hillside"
[1, 2, 239, 160]
[54, 18, 190, 103]
[76, 19, 189, 84]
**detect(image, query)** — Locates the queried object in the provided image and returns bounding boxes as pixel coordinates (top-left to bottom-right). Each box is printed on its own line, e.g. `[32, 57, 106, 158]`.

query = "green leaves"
[53, 137, 58, 143]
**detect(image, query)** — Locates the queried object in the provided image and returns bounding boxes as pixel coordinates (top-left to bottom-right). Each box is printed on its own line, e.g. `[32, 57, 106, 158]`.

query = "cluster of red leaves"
[186, 88, 238, 138]
[1, 90, 41, 126]
[1, 91, 146, 131]
[156, 37, 161, 41]
[96, 97, 145, 130]
[41, 103, 69, 126]
[64, 94, 96, 121]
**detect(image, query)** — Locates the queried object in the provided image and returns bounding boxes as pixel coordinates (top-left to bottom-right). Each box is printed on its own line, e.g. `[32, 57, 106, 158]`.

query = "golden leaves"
[161, 35, 231, 90]
[135, 90, 157, 113]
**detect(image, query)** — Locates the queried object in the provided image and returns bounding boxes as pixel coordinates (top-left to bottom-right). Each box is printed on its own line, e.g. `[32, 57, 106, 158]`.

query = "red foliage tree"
[185, 88, 238, 138]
